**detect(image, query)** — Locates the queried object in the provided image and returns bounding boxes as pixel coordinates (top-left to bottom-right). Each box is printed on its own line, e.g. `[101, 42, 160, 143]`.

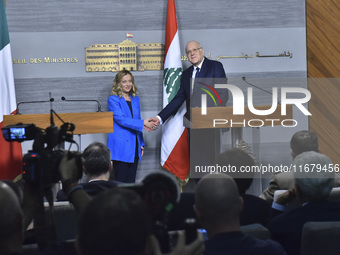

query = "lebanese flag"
[161, 0, 189, 181]
[0, 0, 22, 180]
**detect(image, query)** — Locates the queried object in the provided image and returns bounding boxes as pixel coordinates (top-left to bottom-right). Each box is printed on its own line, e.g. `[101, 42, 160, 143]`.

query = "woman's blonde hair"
[110, 70, 138, 97]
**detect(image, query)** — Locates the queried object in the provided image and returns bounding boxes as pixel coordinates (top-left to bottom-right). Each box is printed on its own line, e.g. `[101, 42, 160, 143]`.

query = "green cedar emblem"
[164, 67, 182, 103]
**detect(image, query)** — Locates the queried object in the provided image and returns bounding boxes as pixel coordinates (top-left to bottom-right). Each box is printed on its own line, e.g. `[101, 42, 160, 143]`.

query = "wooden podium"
[3, 112, 113, 134]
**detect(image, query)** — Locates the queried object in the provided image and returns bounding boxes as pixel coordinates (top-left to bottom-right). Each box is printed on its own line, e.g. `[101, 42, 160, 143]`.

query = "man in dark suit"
[269, 151, 340, 255]
[153, 40, 228, 125]
[152, 41, 228, 176]
[56, 142, 120, 201]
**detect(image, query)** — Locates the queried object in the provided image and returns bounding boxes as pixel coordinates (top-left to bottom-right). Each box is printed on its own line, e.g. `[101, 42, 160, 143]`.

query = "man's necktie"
[195, 67, 200, 78]
[191, 67, 200, 93]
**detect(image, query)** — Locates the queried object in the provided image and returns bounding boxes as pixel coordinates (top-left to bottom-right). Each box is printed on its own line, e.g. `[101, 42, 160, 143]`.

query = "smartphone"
[184, 218, 197, 244]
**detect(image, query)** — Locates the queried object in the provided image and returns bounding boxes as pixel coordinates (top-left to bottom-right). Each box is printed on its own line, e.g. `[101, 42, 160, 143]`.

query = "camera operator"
[56, 142, 121, 201]
[58, 153, 205, 255]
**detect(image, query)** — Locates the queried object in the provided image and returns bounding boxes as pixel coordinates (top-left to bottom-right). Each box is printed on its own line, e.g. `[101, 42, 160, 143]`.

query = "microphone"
[61, 96, 102, 112]
[242, 77, 280, 105]
[16, 98, 54, 115]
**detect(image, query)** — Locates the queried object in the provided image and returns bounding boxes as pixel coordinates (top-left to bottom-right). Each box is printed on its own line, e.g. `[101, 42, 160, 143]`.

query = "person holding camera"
[58, 153, 205, 255]
[107, 70, 156, 183]
[56, 142, 121, 201]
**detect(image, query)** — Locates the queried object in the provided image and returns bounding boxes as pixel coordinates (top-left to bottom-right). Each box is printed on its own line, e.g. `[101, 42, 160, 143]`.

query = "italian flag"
[161, 0, 189, 181]
[0, 0, 22, 180]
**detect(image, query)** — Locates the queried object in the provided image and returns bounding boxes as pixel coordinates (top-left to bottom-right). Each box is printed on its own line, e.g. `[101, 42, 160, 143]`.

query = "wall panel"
[6, 0, 305, 32]
[306, 0, 340, 165]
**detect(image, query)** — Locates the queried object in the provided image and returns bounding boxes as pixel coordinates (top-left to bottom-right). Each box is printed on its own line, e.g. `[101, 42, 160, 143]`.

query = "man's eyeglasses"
[186, 47, 202, 55]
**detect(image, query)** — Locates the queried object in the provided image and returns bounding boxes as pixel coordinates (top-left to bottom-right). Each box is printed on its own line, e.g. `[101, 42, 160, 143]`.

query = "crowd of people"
[3, 129, 340, 255]
[2, 40, 340, 255]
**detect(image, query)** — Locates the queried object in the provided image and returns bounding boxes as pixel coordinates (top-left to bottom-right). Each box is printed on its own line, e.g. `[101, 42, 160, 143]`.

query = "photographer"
[58, 153, 205, 255]
[56, 142, 121, 201]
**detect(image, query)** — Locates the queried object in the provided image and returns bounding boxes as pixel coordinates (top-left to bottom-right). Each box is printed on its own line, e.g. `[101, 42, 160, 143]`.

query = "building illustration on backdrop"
[85, 34, 165, 72]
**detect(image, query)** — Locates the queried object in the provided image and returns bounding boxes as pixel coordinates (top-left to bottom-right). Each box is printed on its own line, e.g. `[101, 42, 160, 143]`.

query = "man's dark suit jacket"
[269, 201, 340, 255]
[241, 194, 270, 227]
[204, 231, 286, 255]
[56, 180, 120, 201]
[158, 57, 228, 122]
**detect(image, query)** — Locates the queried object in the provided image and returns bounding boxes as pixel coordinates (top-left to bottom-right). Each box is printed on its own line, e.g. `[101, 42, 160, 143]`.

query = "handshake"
[143, 117, 160, 132]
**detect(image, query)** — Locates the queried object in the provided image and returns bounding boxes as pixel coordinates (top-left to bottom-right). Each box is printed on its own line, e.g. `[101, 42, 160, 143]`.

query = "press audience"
[58, 152, 205, 255]
[269, 151, 340, 255]
[168, 148, 270, 230]
[8, 136, 340, 255]
[261, 130, 340, 204]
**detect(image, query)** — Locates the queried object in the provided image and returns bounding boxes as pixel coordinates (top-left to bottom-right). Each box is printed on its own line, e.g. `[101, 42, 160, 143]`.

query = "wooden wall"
[306, 0, 340, 165]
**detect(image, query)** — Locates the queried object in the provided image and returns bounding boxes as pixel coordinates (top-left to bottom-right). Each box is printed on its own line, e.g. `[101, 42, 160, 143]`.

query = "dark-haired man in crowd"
[56, 142, 120, 201]
[215, 148, 270, 227]
[260, 130, 340, 204]
[194, 173, 286, 255]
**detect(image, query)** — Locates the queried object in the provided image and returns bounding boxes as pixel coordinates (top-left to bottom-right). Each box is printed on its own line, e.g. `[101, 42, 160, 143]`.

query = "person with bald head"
[0, 181, 24, 255]
[194, 174, 286, 255]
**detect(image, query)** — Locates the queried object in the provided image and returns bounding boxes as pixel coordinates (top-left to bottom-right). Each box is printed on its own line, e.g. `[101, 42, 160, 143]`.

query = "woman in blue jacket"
[107, 70, 154, 183]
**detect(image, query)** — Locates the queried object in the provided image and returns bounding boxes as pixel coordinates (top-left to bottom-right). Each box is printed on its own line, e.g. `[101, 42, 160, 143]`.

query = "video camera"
[2, 118, 79, 186]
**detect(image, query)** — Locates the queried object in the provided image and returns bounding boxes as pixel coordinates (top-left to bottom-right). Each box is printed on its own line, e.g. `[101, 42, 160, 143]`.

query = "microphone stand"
[61, 96, 102, 112]
[16, 98, 55, 115]
[242, 77, 281, 105]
